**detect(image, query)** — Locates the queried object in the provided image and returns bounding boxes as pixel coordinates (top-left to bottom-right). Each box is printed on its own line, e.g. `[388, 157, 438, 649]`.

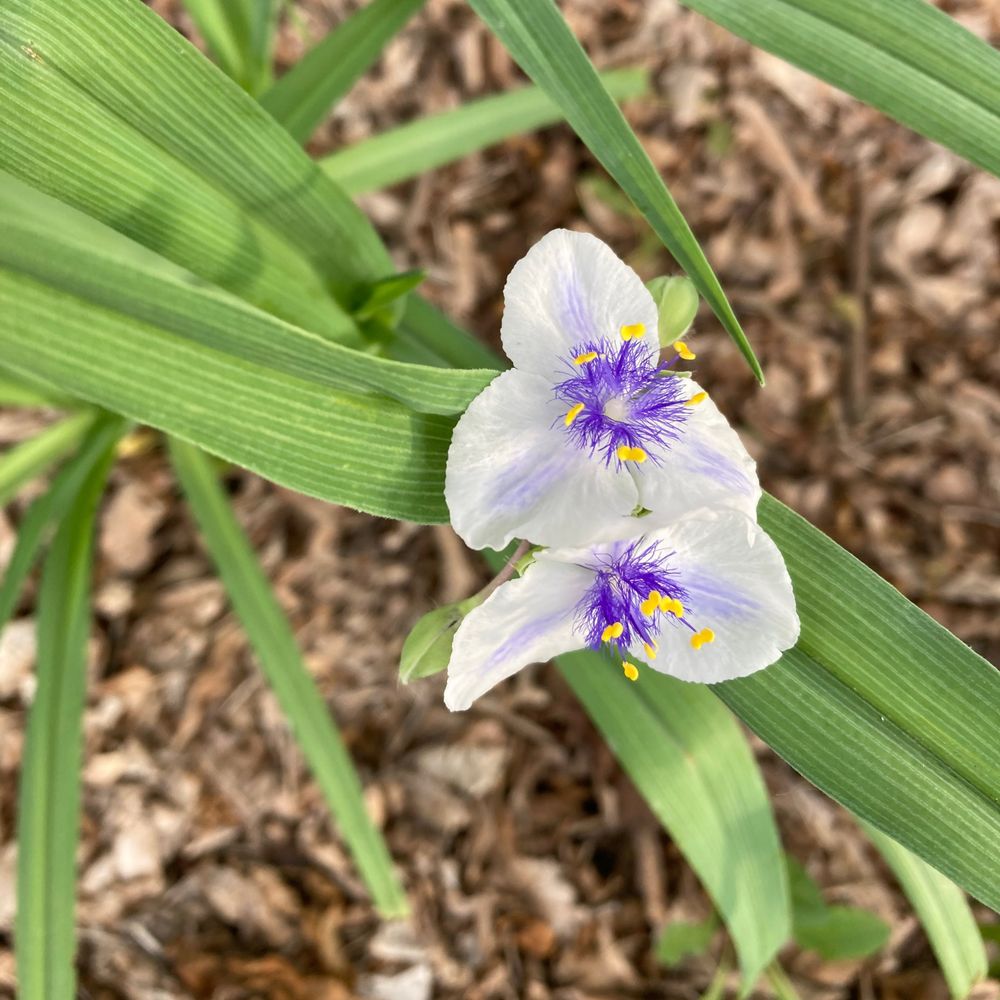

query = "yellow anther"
[601, 622, 624, 642]
[643, 641, 658, 660]
[620, 322, 646, 341]
[674, 340, 696, 361]
[660, 597, 684, 617]
[690, 627, 716, 650]
[573, 351, 599, 365]
[684, 392, 708, 407]
[564, 402, 585, 426]
[639, 589, 661, 616]
[616, 445, 648, 463]
[623, 661, 639, 681]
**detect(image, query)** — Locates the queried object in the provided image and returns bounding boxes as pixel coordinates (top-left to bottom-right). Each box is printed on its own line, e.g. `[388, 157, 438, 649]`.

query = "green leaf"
[168, 438, 407, 916]
[787, 856, 888, 961]
[558, 654, 790, 988]
[0, 263, 455, 523]
[0, 0, 393, 333]
[398, 295, 506, 371]
[0, 410, 96, 508]
[180, 0, 279, 94]
[796, 907, 889, 962]
[785, 855, 826, 922]
[356, 269, 426, 320]
[321, 67, 648, 195]
[0, 415, 127, 639]
[15, 436, 115, 999]
[679, 0, 1000, 178]
[655, 915, 719, 967]
[864, 824, 987, 998]
[716, 496, 1000, 912]
[0, 174, 493, 417]
[465, 0, 763, 383]
[260, 0, 425, 144]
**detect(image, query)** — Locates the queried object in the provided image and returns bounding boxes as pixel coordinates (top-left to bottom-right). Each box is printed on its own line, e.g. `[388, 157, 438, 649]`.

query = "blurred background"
[1, 0, 998, 996]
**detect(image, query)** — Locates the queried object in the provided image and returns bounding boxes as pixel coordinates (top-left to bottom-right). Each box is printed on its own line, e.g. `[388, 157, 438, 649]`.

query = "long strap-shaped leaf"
[0, 414, 127, 637]
[321, 67, 648, 195]
[0, 0, 392, 330]
[466, 0, 763, 383]
[15, 436, 116, 999]
[169, 438, 407, 916]
[562, 656, 790, 990]
[407, 304, 1000, 912]
[260, 0, 425, 144]
[679, 0, 1000, 178]
[0, 410, 96, 508]
[715, 496, 1000, 910]
[0, 267, 455, 522]
[0, 175, 493, 418]
[181, 0, 279, 95]
[863, 823, 987, 999]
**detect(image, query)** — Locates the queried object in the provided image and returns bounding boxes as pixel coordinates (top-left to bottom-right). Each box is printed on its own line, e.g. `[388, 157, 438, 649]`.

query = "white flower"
[445, 229, 760, 551]
[443, 509, 798, 711]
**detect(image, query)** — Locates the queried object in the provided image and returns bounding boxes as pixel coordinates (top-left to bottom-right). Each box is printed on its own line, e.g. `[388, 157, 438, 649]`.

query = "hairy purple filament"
[576, 538, 691, 652]
[553, 338, 689, 465]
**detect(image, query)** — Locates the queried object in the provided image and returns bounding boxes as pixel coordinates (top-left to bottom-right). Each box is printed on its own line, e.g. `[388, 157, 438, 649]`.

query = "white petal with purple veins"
[631, 510, 798, 683]
[501, 229, 659, 380]
[633, 378, 761, 525]
[444, 560, 593, 711]
[445, 368, 639, 550]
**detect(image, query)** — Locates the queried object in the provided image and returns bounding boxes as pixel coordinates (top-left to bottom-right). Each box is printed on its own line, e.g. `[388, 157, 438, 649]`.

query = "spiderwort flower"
[443, 509, 798, 711]
[445, 230, 760, 551]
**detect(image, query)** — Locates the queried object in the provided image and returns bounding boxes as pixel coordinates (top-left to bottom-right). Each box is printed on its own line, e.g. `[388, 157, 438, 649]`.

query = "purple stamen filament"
[576, 539, 692, 655]
[553, 337, 690, 466]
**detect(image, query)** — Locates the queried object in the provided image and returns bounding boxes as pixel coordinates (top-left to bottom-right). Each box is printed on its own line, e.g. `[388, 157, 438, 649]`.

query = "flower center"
[553, 325, 695, 466]
[575, 538, 715, 678]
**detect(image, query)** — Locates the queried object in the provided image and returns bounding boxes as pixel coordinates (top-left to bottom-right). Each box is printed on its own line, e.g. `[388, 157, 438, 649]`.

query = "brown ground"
[1, 0, 999, 997]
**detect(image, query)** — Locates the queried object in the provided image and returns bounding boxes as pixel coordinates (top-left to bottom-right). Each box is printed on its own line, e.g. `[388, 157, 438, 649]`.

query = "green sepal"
[399, 595, 481, 683]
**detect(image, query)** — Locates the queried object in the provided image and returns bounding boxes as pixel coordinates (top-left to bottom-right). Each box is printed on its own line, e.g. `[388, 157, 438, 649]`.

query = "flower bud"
[645, 276, 699, 347]
[399, 597, 480, 683]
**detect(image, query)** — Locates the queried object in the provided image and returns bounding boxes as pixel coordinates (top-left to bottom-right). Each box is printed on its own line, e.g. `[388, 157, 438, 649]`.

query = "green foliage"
[466, 0, 764, 383]
[0, 415, 127, 638]
[0, 0, 392, 327]
[321, 68, 648, 194]
[15, 438, 116, 1000]
[0, 410, 95, 509]
[0, 175, 492, 416]
[655, 915, 719, 967]
[181, 0, 279, 94]
[169, 439, 407, 916]
[718, 497, 1000, 912]
[260, 0, 425, 143]
[787, 856, 889, 960]
[680, 0, 1000, 178]
[864, 824, 987, 998]
[559, 654, 790, 988]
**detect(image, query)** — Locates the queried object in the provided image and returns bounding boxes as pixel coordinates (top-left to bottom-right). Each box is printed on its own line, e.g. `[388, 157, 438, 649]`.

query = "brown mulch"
[1, 0, 999, 997]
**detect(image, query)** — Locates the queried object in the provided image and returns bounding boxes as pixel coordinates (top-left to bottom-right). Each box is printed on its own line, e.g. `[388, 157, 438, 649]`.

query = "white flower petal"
[445, 368, 638, 550]
[444, 560, 593, 710]
[501, 229, 659, 379]
[632, 510, 798, 683]
[634, 378, 760, 524]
